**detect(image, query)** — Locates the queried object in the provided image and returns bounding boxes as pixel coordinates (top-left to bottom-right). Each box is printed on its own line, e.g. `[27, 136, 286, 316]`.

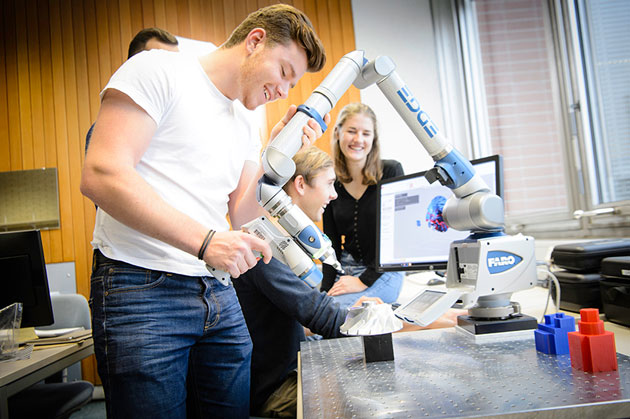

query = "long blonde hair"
[331, 103, 382, 185]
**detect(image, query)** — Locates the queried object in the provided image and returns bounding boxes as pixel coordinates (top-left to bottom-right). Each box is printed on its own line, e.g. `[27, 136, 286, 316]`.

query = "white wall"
[352, 0, 465, 175]
[46, 262, 76, 294]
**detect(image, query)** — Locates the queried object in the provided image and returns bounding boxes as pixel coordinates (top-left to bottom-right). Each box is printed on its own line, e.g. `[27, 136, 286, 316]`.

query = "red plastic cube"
[568, 308, 617, 372]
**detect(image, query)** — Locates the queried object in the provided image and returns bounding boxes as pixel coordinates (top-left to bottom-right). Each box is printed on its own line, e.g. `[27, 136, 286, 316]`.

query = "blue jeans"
[332, 252, 404, 309]
[90, 250, 252, 419]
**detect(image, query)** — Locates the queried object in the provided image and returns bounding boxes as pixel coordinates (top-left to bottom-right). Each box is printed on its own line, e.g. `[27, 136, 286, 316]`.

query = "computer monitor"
[376, 155, 503, 272]
[0, 230, 54, 327]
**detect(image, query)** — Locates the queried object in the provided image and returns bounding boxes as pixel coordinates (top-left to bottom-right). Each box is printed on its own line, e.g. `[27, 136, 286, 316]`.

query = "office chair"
[8, 293, 94, 418]
[38, 293, 92, 382]
[8, 381, 94, 418]
[40, 293, 92, 331]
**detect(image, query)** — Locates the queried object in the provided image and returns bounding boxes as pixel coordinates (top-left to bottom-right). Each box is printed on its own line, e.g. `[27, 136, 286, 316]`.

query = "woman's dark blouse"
[322, 159, 404, 291]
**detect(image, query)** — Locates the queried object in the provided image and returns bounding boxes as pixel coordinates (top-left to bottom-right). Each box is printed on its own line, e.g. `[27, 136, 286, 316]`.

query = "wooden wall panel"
[37, 1, 63, 263]
[0, 7, 8, 173]
[0, 0, 357, 384]
[4, 1, 21, 171]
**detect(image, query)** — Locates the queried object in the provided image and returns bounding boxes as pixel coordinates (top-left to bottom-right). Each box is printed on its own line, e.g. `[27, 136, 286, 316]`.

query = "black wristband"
[198, 229, 216, 260]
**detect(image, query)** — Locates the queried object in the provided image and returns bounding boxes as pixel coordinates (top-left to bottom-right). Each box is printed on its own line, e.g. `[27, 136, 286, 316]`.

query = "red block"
[568, 308, 618, 372]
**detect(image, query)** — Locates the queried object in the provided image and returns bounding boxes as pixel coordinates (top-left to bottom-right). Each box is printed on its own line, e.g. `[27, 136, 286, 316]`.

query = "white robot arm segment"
[242, 216, 322, 287]
[261, 50, 366, 186]
[244, 51, 370, 283]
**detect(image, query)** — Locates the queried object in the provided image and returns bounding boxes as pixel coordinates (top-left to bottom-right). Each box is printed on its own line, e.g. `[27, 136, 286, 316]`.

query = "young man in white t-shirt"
[85, 27, 179, 154]
[80, 5, 327, 418]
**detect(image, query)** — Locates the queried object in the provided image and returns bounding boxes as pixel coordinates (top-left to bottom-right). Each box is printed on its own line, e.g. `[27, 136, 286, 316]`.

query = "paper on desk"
[16, 327, 38, 344]
[25, 328, 92, 347]
[34, 327, 83, 338]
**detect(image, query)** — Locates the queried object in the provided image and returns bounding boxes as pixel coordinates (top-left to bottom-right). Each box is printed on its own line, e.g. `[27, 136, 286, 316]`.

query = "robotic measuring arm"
[259, 50, 536, 326]
[212, 50, 536, 317]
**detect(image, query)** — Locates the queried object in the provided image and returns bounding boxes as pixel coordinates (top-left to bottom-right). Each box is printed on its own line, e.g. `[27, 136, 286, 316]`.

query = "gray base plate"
[300, 328, 630, 418]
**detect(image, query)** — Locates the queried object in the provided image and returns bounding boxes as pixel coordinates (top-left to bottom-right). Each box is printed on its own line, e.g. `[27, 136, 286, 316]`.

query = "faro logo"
[487, 251, 522, 274]
[396, 86, 438, 138]
[489, 256, 515, 266]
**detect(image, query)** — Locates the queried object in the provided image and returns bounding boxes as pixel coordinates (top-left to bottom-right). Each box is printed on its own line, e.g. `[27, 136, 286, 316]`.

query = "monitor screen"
[376, 155, 503, 272]
[0, 230, 54, 327]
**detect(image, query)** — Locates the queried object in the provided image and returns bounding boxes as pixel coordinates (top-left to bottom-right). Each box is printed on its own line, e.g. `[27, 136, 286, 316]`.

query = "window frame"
[434, 0, 630, 239]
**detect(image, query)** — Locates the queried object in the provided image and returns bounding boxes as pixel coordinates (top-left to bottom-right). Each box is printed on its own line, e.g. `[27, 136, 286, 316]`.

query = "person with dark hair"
[80, 4, 327, 418]
[127, 27, 179, 59]
[323, 103, 405, 309]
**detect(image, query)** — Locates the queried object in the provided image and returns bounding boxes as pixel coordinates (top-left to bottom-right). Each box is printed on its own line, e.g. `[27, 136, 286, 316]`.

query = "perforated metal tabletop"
[300, 329, 630, 418]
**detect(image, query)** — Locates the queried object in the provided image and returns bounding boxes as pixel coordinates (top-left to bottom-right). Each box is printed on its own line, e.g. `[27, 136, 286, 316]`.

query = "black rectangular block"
[362, 333, 394, 363]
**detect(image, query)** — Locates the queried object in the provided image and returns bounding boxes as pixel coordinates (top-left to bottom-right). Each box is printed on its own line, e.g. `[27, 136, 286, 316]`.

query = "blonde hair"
[283, 147, 333, 193]
[224, 4, 325, 72]
[331, 103, 382, 185]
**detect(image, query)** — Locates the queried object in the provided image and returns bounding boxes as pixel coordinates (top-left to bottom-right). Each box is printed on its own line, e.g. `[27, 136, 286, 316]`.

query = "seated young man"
[234, 146, 462, 417]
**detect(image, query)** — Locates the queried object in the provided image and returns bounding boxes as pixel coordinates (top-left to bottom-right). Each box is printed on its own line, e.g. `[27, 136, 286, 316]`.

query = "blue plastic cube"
[534, 313, 576, 355]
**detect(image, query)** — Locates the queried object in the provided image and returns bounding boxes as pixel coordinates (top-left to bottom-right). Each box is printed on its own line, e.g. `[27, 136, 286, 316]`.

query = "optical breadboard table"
[300, 329, 630, 418]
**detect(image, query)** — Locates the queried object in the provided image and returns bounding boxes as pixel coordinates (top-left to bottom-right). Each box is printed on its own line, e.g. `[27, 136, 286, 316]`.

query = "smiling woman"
[323, 103, 405, 310]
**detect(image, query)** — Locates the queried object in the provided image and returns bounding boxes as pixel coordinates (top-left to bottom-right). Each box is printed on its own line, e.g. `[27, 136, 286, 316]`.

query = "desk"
[0, 339, 94, 419]
[299, 283, 630, 418]
[300, 330, 630, 418]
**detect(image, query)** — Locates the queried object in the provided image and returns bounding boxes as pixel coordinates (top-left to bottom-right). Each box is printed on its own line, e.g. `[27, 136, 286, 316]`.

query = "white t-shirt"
[91, 50, 261, 276]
